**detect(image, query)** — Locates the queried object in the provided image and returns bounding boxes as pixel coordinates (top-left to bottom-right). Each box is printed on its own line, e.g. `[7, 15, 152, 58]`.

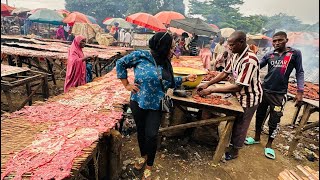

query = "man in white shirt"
[124, 30, 132, 47]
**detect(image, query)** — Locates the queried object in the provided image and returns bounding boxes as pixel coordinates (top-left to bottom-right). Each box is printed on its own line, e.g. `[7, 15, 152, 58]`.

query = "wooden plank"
[17, 81, 44, 111]
[304, 166, 319, 180]
[212, 120, 234, 165]
[284, 169, 298, 180]
[297, 165, 317, 180]
[289, 170, 304, 180]
[159, 116, 235, 133]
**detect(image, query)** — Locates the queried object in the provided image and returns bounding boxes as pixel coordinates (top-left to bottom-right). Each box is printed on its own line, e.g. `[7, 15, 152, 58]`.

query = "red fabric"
[280, 52, 293, 75]
[1, 3, 15, 12]
[56, 26, 66, 40]
[64, 35, 86, 93]
[126, 12, 166, 32]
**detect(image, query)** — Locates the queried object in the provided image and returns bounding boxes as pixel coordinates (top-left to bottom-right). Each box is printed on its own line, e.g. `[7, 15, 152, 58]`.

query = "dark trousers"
[130, 100, 162, 166]
[255, 92, 287, 139]
[231, 104, 259, 148]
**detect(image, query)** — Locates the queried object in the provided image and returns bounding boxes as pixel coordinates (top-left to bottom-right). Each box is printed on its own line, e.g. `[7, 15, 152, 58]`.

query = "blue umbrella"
[28, 8, 64, 25]
[86, 15, 98, 24]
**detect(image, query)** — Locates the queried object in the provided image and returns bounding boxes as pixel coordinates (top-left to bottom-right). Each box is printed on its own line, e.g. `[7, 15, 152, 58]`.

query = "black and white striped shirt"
[224, 48, 263, 108]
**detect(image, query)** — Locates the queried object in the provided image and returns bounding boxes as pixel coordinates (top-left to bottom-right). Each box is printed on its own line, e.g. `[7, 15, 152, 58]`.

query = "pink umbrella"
[155, 11, 185, 25]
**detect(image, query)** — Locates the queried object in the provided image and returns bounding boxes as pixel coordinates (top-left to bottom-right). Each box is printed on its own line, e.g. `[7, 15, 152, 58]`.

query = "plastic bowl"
[173, 67, 207, 88]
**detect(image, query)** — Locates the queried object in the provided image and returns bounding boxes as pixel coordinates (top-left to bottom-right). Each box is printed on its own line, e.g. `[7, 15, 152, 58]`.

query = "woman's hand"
[196, 83, 209, 92]
[186, 74, 197, 82]
[125, 84, 140, 93]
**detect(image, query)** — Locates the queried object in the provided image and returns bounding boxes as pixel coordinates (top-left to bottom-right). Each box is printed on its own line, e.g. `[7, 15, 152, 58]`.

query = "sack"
[161, 95, 173, 113]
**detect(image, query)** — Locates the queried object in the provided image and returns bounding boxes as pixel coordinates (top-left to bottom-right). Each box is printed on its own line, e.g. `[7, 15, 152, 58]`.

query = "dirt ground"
[1, 76, 319, 180]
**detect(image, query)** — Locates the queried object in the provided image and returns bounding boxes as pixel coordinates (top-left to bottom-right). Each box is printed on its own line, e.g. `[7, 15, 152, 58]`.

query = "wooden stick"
[159, 116, 235, 133]
[284, 169, 298, 180]
[304, 166, 319, 180]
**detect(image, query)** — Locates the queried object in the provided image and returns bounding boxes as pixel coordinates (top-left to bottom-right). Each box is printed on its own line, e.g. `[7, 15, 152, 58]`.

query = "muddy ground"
[1, 74, 319, 180]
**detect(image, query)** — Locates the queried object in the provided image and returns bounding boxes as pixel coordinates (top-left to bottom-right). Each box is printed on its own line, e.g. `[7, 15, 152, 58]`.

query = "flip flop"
[244, 137, 260, 145]
[225, 151, 238, 161]
[264, 148, 276, 160]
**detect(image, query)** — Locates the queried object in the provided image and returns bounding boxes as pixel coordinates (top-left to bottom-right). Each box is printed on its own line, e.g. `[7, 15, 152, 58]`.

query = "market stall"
[1, 64, 49, 113]
[1, 70, 132, 179]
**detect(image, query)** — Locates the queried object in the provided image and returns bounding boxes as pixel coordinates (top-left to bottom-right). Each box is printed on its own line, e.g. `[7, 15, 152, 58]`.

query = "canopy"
[220, 28, 235, 38]
[86, 15, 98, 24]
[63, 11, 92, 26]
[126, 12, 166, 32]
[103, 18, 133, 29]
[154, 11, 185, 25]
[11, 7, 30, 15]
[28, 8, 45, 15]
[170, 18, 219, 36]
[103, 17, 112, 24]
[28, 8, 64, 25]
[247, 34, 272, 47]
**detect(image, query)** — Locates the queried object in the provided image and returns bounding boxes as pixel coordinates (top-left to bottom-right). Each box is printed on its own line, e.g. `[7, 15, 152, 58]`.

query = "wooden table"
[287, 93, 319, 156]
[1, 64, 49, 112]
[159, 85, 243, 165]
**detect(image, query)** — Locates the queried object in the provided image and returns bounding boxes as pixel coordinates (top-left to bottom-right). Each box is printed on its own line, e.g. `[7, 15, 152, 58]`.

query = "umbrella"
[168, 27, 190, 36]
[154, 11, 185, 25]
[103, 17, 112, 23]
[86, 15, 98, 24]
[170, 18, 219, 36]
[1, 3, 15, 12]
[1, 3, 15, 16]
[63, 11, 91, 26]
[126, 12, 166, 32]
[220, 28, 235, 38]
[209, 24, 219, 30]
[103, 18, 133, 29]
[28, 8, 45, 15]
[11, 7, 30, 15]
[56, 9, 70, 17]
[28, 8, 64, 25]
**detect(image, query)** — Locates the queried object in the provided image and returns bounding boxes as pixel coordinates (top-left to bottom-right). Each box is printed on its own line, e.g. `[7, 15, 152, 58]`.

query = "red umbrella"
[103, 17, 112, 24]
[1, 3, 15, 16]
[126, 12, 166, 32]
[209, 24, 219, 30]
[1, 3, 15, 12]
[154, 11, 185, 25]
[63, 11, 91, 26]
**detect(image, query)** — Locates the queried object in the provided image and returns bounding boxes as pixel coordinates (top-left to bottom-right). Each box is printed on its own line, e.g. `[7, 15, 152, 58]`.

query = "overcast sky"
[2, 0, 319, 24]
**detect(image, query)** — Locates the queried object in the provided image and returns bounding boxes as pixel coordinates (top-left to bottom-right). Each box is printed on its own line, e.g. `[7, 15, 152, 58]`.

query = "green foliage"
[189, 0, 318, 34]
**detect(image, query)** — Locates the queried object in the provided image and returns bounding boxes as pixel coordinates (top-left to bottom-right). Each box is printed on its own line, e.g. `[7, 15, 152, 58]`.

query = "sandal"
[142, 169, 152, 180]
[244, 137, 260, 145]
[225, 151, 238, 161]
[264, 148, 276, 160]
[134, 157, 146, 170]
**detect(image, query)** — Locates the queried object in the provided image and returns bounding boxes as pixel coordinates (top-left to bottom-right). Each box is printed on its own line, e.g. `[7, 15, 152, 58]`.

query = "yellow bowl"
[173, 67, 207, 88]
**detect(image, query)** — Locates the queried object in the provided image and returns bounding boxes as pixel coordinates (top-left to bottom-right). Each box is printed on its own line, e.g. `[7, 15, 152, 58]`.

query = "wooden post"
[3, 90, 14, 112]
[17, 81, 43, 110]
[107, 129, 122, 180]
[26, 82, 32, 105]
[291, 104, 303, 125]
[288, 104, 313, 156]
[212, 120, 234, 165]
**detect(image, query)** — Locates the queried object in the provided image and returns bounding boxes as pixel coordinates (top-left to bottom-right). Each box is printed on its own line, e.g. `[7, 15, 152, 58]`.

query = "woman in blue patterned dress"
[116, 32, 196, 180]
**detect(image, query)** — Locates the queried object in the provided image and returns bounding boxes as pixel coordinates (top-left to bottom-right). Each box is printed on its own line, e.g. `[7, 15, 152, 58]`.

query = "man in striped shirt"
[197, 31, 263, 160]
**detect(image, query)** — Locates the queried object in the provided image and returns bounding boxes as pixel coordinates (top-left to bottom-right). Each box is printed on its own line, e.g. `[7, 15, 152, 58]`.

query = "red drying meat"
[202, 71, 228, 81]
[193, 94, 232, 106]
[288, 82, 319, 101]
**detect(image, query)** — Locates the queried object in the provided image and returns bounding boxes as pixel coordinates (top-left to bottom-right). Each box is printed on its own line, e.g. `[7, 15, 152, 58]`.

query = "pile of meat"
[171, 56, 204, 70]
[1, 70, 133, 179]
[193, 94, 232, 106]
[288, 82, 319, 101]
[202, 71, 228, 81]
